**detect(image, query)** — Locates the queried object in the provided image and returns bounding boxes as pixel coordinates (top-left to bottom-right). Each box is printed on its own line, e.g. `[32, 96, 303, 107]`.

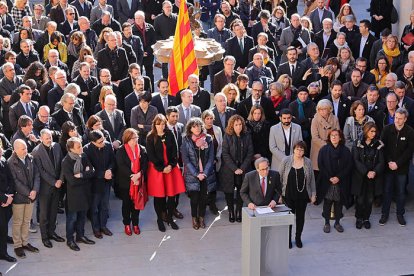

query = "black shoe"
[397, 215, 406, 226]
[50, 233, 65, 242]
[209, 204, 219, 215]
[363, 220, 371, 229]
[93, 231, 103, 239]
[379, 215, 388, 226]
[289, 240, 292, 249]
[67, 241, 80, 251]
[334, 223, 344, 233]
[7, 236, 13, 244]
[57, 208, 64, 214]
[236, 211, 242, 223]
[101, 227, 113, 236]
[173, 209, 184, 219]
[157, 219, 166, 232]
[76, 236, 95, 245]
[23, 243, 39, 253]
[42, 239, 53, 248]
[323, 223, 330, 233]
[0, 253, 17, 263]
[168, 220, 179, 230]
[356, 219, 363, 229]
[229, 210, 235, 223]
[295, 237, 303, 248]
[14, 247, 26, 258]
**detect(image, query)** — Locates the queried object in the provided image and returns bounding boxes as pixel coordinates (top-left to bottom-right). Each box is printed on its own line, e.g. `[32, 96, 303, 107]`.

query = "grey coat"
[180, 135, 217, 192]
[32, 142, 63, 195]
[219, 133, 254, 193]
[130, 105, 158, 143]
[278, 26, 311, 63]
[90, 5, 114, 24]
[7, 153, 40, 204]
[279, 155, 316, 198]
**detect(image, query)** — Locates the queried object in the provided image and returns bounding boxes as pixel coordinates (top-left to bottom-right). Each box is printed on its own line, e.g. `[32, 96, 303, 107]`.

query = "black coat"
[146, 130, 178, 172]
[289, 99, 316, 140]
[225, 35, 255, 69]
[73, 75, 98, 116]
[276, 61, 305, 88]
[150, 94, 175, 115]
[246, 120, 271, 161]
[115, 144, 148, 190]
[52, 107, 86, 136]
[237, 95, 276, 125]
[83, 141, 115, 194]
[316, 143, 353, 207]
[0, 158, 15, 204]
[97, 46, 129, 82]
[351, 139, 385, 196]
[212, 106, 236, 134]
[370, 0, 392, 35]
[175, 87, 211, 112]
[323, 95, 351, 130]
[61, 153, 95, 212]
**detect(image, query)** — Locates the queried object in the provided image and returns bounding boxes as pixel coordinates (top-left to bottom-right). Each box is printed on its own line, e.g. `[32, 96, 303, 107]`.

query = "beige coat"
[310, 112, 340, 170]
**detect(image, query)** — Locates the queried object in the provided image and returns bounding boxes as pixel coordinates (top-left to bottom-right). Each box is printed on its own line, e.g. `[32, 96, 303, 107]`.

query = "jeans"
[382, 173, 407, 216]
[91, 183, 111, 232]
[66, 210, 86, 242]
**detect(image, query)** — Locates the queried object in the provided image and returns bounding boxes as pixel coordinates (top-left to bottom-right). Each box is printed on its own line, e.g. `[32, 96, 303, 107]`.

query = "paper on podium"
[255, 207, 274, 215]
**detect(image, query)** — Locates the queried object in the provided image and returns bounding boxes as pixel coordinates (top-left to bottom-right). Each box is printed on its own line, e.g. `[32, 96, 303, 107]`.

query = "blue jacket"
[181, 135, 216, 192]
[200, 0, 221, 22]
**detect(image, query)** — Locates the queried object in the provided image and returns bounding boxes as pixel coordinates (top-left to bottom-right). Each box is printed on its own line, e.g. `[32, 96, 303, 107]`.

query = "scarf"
[136, 24, 147, 46]
[270, 95, 284, 108]
[333, 39, 348, 50]
[125, 143, 142, 210]
[68, 152, 83, 175]
[383, 43, 401, 65]
[247, 120, 263, 133]
[297, 98, 306, 121]
[191, 133, 208, 174]
[68, 42, 85, 58]
[291, 24, 302, 41]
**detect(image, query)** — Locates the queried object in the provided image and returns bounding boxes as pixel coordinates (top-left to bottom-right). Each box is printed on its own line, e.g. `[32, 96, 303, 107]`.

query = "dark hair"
[89, 129, 104, 142]
[60, 121, 77, 145]
[362, 122, 377, 140]
[279, 108, 292, 116]
[166, 106, 179, 116]
[122, 128, 138, 144]
[185, 117, 205, 137]
[122, 22, 132, 30]
[23, 61, 48, 86]
[330, 79, 343, 89]
[286, 46, 297, 53]
[157, 78, 169, 87]
[139, 91, 152, 103]
[297, 86, 309, 93]
[18, 84, 31, 94]
[381, 28, 391, 37]
[24, 79, 37, 90]
[86, 115, 103, 130]
[293, 140, 307, 153]
[148, 114, 168, 143]
[359, 19, 371, 30]
[225, 114, 247, 135]
[350, 100, 365, 117]
[327, 129, 345, 146]
[66, 137, 82, 152]
[50, 31, 62, 43]
[351, 68, 362, 76]
[355, 57, 368, 64]
[374, 56, 390, 73]
[17, 115, 33, 128]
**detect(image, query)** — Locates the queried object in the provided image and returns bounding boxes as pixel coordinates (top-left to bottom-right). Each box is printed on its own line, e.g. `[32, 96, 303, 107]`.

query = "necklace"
[295, 167, 306, 193]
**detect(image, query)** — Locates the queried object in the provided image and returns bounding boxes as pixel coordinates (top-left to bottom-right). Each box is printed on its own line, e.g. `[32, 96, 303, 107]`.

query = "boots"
[167, 210, 179, 230]
[235, 201, 242, 223]
[229, 207, 235, 223]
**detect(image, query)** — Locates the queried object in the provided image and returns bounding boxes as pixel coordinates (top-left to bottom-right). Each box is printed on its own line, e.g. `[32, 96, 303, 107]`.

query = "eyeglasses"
[68, 13, 75, 15]
[309, 84, 319, 88]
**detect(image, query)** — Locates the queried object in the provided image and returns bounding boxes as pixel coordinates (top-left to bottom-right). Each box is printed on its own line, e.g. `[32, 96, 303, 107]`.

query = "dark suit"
[175, 88, 211, 112]
[90, 83, 121, 114]
[32, 142, 63, 240]
[237, 96, 277, 125]
[225, 35, 254, 69]
[213, 70, 240, 94]
[117, 0, 141, 24]
[314, 30, 336, 59]
[276, 61, 305, 88]
[150, 94, 175, 115]
[58, 20, 79, 41]
[240, 170, 282, 206]
[250, 21, 277, 52]
[351, 33, 376, 69]
[124, 91, 140, 126]
[96, 109, 126, 142]
[71, 0, 93, 18]
[50, 4, 79, 25]
[323, 95, 351, 129]
[342, 81, 369, 101]
[123, 35, 144, 66]
[0, 157, 14, 257]
[212, 107, 236, 133]
[309, 8, 334, 33]
[97, 46, 129, 81]
[0, 13, 15, 33]
[47, 86, 65, 113]
[32, 117, 61, 142]
[9, 101, 39, 133]
[52, 107, 85, 135]
[73, 75, 98, 116]
[346, 71, 376, 86]
[400, 96, 414, 128]
[248, 45, 275, 63]
[362, 98, 386, 132]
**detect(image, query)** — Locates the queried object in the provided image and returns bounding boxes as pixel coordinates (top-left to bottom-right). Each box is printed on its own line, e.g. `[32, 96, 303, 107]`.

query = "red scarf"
[270, 96, 284, 108]
[125, 143, 142, 210]
[191, 133, 208, 173]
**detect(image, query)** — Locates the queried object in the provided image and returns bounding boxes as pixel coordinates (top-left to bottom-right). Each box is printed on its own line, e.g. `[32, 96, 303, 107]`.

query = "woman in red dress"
[146, 114, 186, 232]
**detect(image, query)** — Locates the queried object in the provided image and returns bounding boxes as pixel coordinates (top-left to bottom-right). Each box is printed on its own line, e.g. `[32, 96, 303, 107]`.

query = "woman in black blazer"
[219, 115, 254, 223]
[116, 128, 148, 236]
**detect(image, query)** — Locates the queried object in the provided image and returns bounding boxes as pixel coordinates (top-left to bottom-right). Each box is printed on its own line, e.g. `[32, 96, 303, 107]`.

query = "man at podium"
[240, 157, 282, 209]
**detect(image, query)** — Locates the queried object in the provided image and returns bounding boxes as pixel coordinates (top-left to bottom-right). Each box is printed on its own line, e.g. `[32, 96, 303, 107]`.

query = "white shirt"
[332, 98, 339, 116]
[283, 125, 291, 145]
[252, 97, 261, 106]
[359, 34, 369, 58]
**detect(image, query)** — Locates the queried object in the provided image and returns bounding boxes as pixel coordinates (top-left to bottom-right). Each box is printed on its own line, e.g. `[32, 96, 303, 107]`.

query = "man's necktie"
[239, 38, 244, 52]
[163, 97, 168, 112]
[109, 113, 115, 130]
[25, 103, 32, 117]
[291, 65, 295, 76]
[261, 177, 266, 196]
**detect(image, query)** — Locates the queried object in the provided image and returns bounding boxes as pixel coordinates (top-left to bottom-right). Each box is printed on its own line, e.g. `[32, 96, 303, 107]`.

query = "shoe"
[7, 236, 13, 244]
[93, 231, 103, 239]
[295, 237, 303, 248]
[229, 210, 235, 223]
[356, 219, 363, 229]
[23, 243, 39, 253]
[363, 220, 371, 229]
[235, 210, 242, 223]
[199, 217, 206, 229]
[14, 247, 26, 258]
[29, 222, 37, 233]
[101, 227, 113, 236]
[76, 236, 95, 245]
[57, 208, 64, 214]
[157, 219, 166, 232]
[0, 253, 17, 263]
[133, 225, 141, 235]
[192, 217, 199, 230]
[334, 223, 344, 233]
[209, 204, 219, 215]
[323, 223, 330, 233]
[397, 215, 406, 226]
[50, 233, 65, 242]
[173, 209, 184, 219]
[67, 241, 80, 251]
[42, 239, 53, 248]
[125, 225, 132, 236]
[154, 62, 162, 68]
[379, 215, 388, 226]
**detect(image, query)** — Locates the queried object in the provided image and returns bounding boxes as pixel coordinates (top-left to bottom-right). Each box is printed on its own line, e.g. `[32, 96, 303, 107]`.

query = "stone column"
[393, 0, 414, 37]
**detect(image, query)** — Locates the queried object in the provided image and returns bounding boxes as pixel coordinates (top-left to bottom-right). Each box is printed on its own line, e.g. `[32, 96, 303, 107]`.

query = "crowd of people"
[0, 0, 412, 265]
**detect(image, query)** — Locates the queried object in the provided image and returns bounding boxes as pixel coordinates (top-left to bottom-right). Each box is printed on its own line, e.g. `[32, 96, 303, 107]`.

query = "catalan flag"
[168, 0, 199, 96]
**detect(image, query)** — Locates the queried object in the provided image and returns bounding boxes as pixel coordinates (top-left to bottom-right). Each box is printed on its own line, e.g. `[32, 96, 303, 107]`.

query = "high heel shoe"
[133, 225, 141, 235]
[229, 210, 235, 223]
[157, 219, 166, 232]
[192, 217, 199, 230]
[124, 225, 132, 236]
[199, 217, 206, 229]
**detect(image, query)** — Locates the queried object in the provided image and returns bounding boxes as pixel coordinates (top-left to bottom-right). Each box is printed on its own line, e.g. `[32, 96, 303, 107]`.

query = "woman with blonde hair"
[337, 46, 355, 83]
[93, 86, 115, 114]
[67, 31, 86, 69]
[377, 35, 404, 72]
[11, 0, 32, 31]
[94, 27, 113, 59]
[221, 83, 240, 109]
[277, 74, 296, 101]
[333, 3, 356, 32]
[71, 46, 93, 79]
